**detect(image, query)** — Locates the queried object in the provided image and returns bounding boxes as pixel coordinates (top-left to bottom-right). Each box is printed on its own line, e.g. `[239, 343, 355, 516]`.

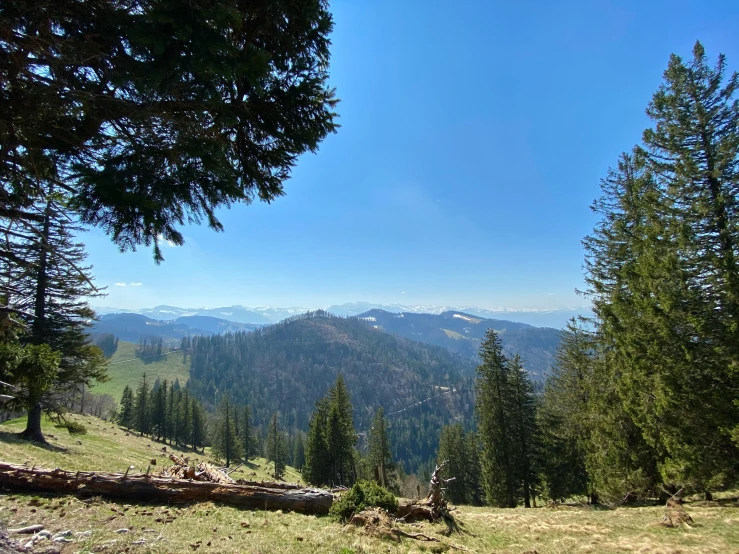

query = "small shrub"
[329, 480, 398, 522]
[56, 420, 87, 435]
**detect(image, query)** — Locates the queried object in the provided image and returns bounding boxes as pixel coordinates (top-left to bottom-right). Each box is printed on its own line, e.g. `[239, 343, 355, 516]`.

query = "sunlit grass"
[91, 340, 191, 401]
[2, 415, 739, 553]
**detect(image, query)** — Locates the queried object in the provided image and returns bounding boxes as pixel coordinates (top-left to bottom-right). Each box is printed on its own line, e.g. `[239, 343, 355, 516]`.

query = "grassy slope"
[92, 341, 191, 401]
[1, 416, 739, 553]
[0, 414, 303, 484]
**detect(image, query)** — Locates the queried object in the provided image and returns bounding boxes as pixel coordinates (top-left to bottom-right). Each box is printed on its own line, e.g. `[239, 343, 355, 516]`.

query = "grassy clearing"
[91, 341, 191, 401]
[2, 416, 739, 553]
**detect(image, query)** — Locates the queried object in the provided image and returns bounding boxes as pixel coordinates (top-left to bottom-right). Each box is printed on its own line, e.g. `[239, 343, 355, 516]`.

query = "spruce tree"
[327, 375, 357, 486]
[119, 385, 135, 431]
[293, 433, 306, 472]
[1, 0, 339, 263]
[191, 398, 204, 452]
[134, 373, 151, 436]
[508, 355, 539, 508]
[242, 405, 253, 461]
[304, 398, 331, 485]
[368, 407, 394, 489]
[1, 196, 107, 442]
[476, 329, 516, 507]
[464, 432, 484, 506]
[213, 395, 241, 467]
[436, 424, 468, 504]
[266, 413, 287, 480]
[538, 318, 593, 502]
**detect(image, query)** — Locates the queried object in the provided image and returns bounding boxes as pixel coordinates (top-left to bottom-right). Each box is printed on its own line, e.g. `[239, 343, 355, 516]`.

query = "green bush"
[329, 480, 398, 522]
[56, 420, 87, 435]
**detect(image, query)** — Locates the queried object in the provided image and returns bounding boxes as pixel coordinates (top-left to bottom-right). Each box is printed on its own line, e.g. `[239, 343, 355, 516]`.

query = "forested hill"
[358, 309, 561, 378]
[186, 311, 477, 472]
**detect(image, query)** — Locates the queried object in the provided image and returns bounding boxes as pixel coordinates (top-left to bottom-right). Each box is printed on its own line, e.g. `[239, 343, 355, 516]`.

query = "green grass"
[0, 414, 303, 484]
[91, 341, 191, 401]
[2, 415, 739, 553]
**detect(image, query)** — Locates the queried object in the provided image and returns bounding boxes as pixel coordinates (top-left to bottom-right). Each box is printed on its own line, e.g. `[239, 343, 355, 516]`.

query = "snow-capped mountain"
[93, 302, 589, 328]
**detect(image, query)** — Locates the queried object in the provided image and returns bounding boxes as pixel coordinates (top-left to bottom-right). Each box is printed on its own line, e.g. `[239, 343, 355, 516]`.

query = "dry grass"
[0, 414, 303, 484]
[2, 416, 739, 553]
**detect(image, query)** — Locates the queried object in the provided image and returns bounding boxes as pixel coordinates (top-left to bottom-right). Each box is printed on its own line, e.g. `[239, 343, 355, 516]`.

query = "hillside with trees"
[358, 309, 561, 378]
[185, 311, 477, 473]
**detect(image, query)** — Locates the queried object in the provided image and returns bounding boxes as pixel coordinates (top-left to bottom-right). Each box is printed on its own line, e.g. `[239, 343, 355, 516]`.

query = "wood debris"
[159, 454, 234, 484]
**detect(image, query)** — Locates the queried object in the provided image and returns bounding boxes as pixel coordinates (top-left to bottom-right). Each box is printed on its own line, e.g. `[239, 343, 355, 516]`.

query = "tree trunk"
[20, 403, 45, 443]
[0, 462, 333, 515]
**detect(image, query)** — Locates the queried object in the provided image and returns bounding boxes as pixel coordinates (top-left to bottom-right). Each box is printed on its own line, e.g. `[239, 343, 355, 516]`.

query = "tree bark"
[20, 403, 45, 443]
[0, 462, 333, 515]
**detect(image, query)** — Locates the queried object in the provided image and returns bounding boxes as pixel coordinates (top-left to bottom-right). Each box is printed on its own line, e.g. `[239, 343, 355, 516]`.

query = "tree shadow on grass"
[0, 430, 69, 453]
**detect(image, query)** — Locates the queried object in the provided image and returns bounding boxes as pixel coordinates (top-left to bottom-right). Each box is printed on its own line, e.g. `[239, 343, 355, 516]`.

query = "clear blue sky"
[85, 0, 739, 311]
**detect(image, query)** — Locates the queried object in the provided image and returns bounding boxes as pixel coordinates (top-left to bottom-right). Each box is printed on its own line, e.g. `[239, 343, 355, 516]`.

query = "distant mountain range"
[92, 306, 561, 378]
[356, 309, 560, 379]
[93, 302, 589, 328]
[92, 313, 262, 343]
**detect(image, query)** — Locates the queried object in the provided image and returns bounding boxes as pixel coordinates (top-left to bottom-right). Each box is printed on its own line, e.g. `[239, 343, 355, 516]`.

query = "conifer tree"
[436, 424, 468, 504]
[266, 413, 287, 480]
[1, 196, 107, 442]
[476, 329, 516, 507]
[293, 433, 306, 472]
[134, 373, 151, 436]
[464, 432, 484, 506]
[368, 407, 394, 488]
[508, 355, 539, 508]
[191, 398, 205, 452]
[538, 318, 593, 502]
[304, 398, 331, 485]
[327, 375, 357, 486]
[242, 405, 253, 461]
[119, 385, 135, 431]
[152, 379, 168, 441]
[213, 395, 241, 467]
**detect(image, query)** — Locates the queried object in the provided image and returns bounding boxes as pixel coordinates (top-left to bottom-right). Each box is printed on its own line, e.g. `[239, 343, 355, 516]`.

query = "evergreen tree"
[179, 390, 191, 448]
[242, 405, 253, 461]
[1, 196, 107, 442]
[327, 375, 358, 486]
[476, 329, 516, 507]
[464, 432, 484, 506]
[191, 397, 205, 452]
[293, 433, 306, 472]
[538, 318, 593, 502]
[304, 398, 331, 485]
[119, 385, 135, 431]
[2, 0, 338, 263]
[436, 424, 468, 504]
[637, 42, 739, 490]
[152, 379, 168, 441]
[267, 413, 287, 480]
[368, 407, 395, 489]
[134, 373, 151, 436]
[213, 395, 241, 467]
[508, 355, 539, 508]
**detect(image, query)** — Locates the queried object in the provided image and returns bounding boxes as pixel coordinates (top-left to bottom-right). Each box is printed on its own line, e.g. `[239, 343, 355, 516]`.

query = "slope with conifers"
[186, 311, 477, 473]
[357, 308, 561, 378]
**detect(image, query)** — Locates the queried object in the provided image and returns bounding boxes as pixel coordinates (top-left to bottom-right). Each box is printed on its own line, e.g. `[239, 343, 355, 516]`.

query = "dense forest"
[184, 311, 477, 473]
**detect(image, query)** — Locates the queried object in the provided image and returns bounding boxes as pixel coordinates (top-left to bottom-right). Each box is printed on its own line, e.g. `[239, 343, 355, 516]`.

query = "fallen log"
[0, 462, 332, 515]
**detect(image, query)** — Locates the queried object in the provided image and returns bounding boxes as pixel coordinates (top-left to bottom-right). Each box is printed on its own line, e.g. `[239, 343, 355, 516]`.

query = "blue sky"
[85, 0, 739, 311]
